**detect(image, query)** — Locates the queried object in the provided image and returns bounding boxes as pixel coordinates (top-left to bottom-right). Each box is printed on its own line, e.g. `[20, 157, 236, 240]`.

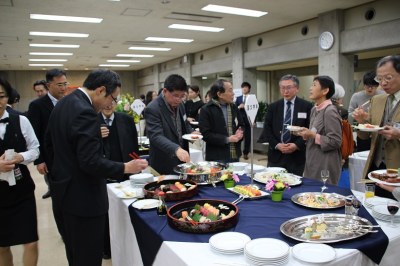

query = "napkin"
[0, 149, 16, 186]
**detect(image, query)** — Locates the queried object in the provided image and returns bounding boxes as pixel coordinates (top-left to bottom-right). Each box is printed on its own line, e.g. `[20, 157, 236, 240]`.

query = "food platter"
[226, 186, 269, 200]
[254, 172, 302, 186]
[368, 170, 400, 186]
[143, 179, 198, 201]
[167, 199, 238, 233]
[174, 161, 226, 185]
[291, 192, 345, 209]
[286, 125, 302, 132]
[353, 124, 384, 132]
[182, 134, 203, 141]
[280, 213, 373, 243]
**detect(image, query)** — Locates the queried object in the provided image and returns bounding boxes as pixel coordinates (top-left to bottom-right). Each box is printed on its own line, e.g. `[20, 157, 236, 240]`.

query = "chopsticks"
[359, 100, 371, 108]
[128, 151, 161, 176]
[128, 152, 141, 160]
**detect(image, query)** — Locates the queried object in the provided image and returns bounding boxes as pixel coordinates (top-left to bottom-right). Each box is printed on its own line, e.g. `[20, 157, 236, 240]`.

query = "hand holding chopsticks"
[125, 152, 148, 173]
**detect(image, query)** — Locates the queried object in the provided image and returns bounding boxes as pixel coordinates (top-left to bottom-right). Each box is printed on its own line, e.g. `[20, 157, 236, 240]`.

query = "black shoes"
[243, 154, 249, 160]
[42, 191, 51, 199]
[103, 254, 111, 260]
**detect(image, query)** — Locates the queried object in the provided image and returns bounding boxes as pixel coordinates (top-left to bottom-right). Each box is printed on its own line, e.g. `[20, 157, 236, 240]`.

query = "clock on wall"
[319, 31, 334, 51]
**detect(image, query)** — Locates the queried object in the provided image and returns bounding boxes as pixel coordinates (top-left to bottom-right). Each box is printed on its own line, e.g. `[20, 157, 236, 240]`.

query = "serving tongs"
[232, 195, 248, 205]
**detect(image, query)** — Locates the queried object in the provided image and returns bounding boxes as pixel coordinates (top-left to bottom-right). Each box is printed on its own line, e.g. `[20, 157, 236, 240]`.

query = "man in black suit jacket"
[235, 82, 252, 160]
[260, 74, 313, 176]
[45, 69, 148, 265]
[146, 74, 195, 174]
[27, 69, 68, 199]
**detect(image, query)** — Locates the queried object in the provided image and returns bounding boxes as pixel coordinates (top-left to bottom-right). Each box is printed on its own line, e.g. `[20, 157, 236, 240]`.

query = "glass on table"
[320, 170, 329, 192]
[352, 196, 363, 216]
[365, 184, 375, 199]
[387, 201, 400, 228]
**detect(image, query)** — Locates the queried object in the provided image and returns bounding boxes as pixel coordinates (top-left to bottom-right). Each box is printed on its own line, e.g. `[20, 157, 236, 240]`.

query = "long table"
[107, 176, 400, 266]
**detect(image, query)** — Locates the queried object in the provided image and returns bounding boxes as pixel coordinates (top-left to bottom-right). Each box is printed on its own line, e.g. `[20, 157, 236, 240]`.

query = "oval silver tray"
[280, 213, 373, 243]
[291, 192, 346, 209]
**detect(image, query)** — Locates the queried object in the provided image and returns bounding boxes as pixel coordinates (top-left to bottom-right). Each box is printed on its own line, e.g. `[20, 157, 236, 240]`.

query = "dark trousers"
[356, 137, 371, 152]
[62, 212, 106, 266]
[368, 162, 396, 200]
[242, 124, 251, 155]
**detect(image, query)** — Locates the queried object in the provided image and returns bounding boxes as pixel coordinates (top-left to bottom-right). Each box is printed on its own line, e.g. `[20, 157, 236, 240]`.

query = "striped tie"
[282, 101, 292, 143]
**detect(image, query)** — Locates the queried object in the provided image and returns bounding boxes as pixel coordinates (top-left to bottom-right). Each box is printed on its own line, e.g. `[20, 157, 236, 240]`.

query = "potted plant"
[255, 101, 268, 128]
[265, 179, 290, 202]
[220, 170, 240, 189]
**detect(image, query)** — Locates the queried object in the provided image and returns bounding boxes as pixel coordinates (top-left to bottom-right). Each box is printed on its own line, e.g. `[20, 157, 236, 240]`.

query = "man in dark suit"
[260, 74, 313, 176]
[27, 69, 68, 199]
[235, 82, 251, 160]
[145, 74, 195, 174]
[98, 104, 139, 259]
[45, 69, 148, 266]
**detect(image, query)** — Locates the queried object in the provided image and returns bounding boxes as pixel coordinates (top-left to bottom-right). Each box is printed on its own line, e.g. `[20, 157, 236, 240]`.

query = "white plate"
[353, 125, 384, 132]
[286, 125, 302, 132]
[245, 164, 266, 174]
[365, 197, 398, 208]
[182, 134, 203, 141]
[131, 199, 159, 210]
[209, 232, 251, 252]
[292, 243, 336, 263]
[245, 238, 289, 260]
[373, 204, 400, 218]
[368, 170, 400, 186]
[254, 172, 302, 186]
[229, 162, 248, 171]
[190, 121, 199, 125]
[264, 167, 287, 173]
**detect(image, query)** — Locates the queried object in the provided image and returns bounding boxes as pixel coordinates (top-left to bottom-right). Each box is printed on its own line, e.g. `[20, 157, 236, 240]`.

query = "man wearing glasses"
[353, 55, 400, 198]
[145, 74, 195, 174]
[27, 69, 68, 200]
[259, 74, 313, 176]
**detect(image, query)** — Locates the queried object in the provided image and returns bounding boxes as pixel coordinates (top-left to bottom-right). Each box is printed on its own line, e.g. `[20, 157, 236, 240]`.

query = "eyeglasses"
[374, 75, 395, 83]
[364, 85, 378, 89]
[167, 90, 186, 100]
[52, 82, 70, 88]
[110, 94, 120, 105]
[279, 85, 296, 91]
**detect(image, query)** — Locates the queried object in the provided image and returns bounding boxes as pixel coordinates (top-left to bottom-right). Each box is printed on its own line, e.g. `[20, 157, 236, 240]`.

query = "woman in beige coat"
[297, 76, 342, 185]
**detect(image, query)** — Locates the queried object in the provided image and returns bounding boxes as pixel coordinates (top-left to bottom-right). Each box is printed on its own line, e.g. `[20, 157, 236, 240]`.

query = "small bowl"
[129, 173, 154, 187]
[229, 162, 248, 172]
[245, 164, 266, 174]
[143, 179, 198, 202]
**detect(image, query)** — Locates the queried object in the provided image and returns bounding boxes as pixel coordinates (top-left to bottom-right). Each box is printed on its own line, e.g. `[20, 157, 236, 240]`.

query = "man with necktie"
[353, 55, 400, 198]
[260, 74, 313, 176]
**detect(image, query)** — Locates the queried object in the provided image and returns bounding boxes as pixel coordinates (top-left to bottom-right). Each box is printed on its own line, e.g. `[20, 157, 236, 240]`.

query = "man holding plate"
[353, 55, 400, 198]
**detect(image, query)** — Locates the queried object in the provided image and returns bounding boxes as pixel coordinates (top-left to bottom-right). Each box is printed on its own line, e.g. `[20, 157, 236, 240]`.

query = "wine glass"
[387, 201, 400, 227]
[321, 170, 329, 192]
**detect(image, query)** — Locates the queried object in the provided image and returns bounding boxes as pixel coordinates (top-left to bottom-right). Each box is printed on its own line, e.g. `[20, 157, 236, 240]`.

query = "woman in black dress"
[0, 78, 40, 266]
[185, 85, 204, 123]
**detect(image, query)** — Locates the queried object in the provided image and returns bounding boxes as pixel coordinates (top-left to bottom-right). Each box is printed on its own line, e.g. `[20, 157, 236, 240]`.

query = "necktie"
[105, 118, 112, 126]
[0, 117, 10, 123]
[282, 101, 292, 143]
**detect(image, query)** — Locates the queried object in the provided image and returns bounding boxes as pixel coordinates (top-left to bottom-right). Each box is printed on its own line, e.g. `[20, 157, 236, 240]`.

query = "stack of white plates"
[365, 197, 397, 209]
[372, 204, 400, 222]
[245, 164, 266, 174]
[292, 243, 336, 263]
[244, 238, 289, 265]
[209, 232, 251, 255]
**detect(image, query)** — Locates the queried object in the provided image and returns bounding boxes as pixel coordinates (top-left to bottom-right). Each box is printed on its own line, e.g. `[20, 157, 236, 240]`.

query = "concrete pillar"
[183, 53, 194, 85]
[153, 64, 160, 89]
[232, 38, 257, 92]
[318, 10, 354, 107]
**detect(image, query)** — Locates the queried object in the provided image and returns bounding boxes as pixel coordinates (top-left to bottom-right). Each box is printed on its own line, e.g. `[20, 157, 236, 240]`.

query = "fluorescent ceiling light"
[202, 4, 267, 17]
[30, 14, 103, 23]
[99, 64, 130, 67]
[29, 31, 89, 38]
[107, 60, 141, 63]
[29, 64, 64, 67]
[29, 59, 68, 62]
[145, 37, 193, 43]
[168, 24, 224, 32]
[29, 52, 73, 56]
[129, 47, 171, 51]
[116, 54, 154, 58]
[30, 43, 80, 48]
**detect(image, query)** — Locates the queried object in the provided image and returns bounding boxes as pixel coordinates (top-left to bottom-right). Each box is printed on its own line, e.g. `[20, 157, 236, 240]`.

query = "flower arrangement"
[265, 179, 290, 192]
[114, 93, 140, 123]
[220, 170, 240, 182]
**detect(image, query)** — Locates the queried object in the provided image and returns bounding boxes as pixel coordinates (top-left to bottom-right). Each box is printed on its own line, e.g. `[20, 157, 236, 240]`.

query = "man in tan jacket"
[353, 55, 400, 198]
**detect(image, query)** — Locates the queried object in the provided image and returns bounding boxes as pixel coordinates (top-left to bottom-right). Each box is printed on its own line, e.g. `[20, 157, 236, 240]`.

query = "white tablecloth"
[107, 186, 400, 266]
[349, 151, 369, 192]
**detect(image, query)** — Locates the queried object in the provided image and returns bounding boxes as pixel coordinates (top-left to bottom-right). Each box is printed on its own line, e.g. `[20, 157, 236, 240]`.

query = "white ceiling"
[0, 0, 375, 71]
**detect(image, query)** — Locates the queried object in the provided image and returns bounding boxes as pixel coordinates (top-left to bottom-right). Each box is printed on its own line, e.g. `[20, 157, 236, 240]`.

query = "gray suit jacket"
[145, 95, 192, 174]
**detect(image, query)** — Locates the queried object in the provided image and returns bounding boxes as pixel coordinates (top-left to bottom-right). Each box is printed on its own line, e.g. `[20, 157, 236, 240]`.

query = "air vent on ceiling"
[122, 8, 152, 17]
[122, 41, 166, 46]
[165, 12, 221, 23]
[0, 0, 13, 7]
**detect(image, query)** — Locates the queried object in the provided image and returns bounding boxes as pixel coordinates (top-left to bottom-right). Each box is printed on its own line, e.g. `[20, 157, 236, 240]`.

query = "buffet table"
[349, 151, 369, 192]
[107, 175, 400, 266]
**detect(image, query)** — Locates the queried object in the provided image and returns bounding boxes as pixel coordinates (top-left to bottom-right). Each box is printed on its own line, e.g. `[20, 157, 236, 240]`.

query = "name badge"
[298, 112, 307, 119]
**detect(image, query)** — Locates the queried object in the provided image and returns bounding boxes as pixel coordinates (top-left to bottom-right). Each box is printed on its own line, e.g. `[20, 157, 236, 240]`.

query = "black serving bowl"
[167, 199, 239, 233]
[143, 179, 198, 202]
[173, 162, 227, 185]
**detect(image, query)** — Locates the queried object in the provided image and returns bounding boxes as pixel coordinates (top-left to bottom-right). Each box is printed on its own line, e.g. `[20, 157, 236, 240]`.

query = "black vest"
[0, 114, 35, 207]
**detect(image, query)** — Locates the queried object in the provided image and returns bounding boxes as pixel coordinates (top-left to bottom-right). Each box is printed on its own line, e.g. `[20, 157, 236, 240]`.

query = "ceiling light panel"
[145, 37, 193, 43]
[30, 44, 80, 48]
[128, 47, 171, 51]
[99, 64, 130, 67]
[29, 32, 89, 38]
[168, 24, 223, 32]
[30, 14, 102, 23]
[107, 60, 140, 63]
[116, 54, 154, 58]
[29, 52, 73, 56]
[202, 4, 268, 17]
[29, 59, 68, 62]
[29, 64, 64, 66]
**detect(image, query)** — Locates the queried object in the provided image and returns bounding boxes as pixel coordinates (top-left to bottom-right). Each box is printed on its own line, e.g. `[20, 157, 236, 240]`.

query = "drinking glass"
[352, 197, 362, 216]
[321, 170, 329, 192]
[387, 201, 400, 228]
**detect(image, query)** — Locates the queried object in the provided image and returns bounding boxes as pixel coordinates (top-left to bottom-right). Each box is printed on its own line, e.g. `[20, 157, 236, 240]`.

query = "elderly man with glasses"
[353, 55, 400, 199]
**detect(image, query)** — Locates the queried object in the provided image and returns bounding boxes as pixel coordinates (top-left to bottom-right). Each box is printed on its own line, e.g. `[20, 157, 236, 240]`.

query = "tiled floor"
[10, 152, 268, 266]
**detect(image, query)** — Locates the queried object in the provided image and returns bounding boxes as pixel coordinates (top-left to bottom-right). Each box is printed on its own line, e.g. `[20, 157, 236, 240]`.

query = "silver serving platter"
[291, 192, 346, 209]
[173, 161, 226, 185]
[280, 213, 373, 243]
